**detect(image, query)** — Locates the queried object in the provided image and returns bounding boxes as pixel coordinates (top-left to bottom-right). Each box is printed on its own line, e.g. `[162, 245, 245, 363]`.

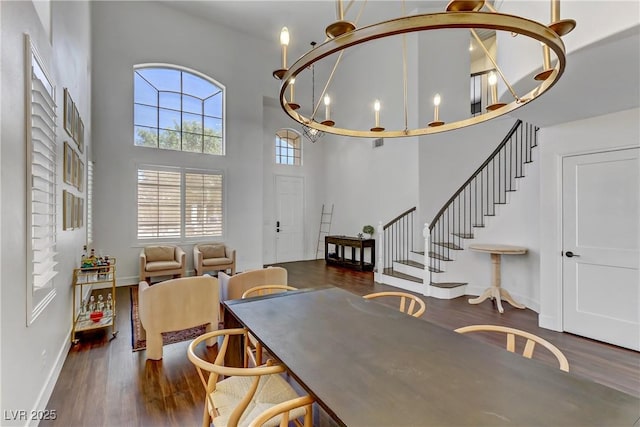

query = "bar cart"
[71, 258, 118, 344]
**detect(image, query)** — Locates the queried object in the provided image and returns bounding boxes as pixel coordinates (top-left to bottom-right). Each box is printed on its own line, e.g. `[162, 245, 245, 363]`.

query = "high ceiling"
[161, 1, 639, 127]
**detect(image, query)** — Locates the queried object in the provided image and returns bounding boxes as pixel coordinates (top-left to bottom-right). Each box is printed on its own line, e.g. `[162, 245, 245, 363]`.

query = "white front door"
[562, 148, 639, 350]
[275, 175, 304, 263]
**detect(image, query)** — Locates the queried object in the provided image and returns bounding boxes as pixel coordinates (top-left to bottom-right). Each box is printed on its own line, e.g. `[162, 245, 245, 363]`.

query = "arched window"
[134, 65, 224, 155]
[275, 129, 301, 166]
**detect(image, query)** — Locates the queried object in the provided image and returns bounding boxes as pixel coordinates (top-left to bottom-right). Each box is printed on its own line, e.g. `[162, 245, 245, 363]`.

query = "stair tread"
[395, 259, 424, 269]
[452, 232, 474, 239]
[428, 251, 452, 261]
[433, 242, 463, 250]
[382, 268, 422, 283]
[430, 281, 467, 289]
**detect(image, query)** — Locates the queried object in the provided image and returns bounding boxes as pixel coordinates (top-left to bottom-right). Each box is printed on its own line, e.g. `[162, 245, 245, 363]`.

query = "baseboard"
[107, 269, 200, 289]
[539, 314, 562, 331]
[28, 327, 72, 427]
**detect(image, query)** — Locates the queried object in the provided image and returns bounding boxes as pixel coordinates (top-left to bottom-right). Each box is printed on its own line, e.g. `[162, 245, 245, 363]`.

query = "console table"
[325, 235, 375, 271]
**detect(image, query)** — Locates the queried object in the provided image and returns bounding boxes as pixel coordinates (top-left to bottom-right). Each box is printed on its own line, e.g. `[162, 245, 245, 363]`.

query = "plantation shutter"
[26, 34, 58, 324]
[185, 172, 223, 237]
[137, 168, 181, 238]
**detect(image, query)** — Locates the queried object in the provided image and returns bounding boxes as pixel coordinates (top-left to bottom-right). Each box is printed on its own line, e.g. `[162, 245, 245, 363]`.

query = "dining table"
[223, 286, 640, 427]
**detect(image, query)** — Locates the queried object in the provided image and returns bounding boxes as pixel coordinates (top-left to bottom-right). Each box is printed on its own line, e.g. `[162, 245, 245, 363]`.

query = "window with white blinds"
[26, 35, 57, 325]
[137, 166, 223, 240]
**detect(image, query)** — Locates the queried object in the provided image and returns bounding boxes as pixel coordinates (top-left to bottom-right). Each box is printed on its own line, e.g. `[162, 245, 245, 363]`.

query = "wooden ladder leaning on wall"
[315, 204, 334, 259]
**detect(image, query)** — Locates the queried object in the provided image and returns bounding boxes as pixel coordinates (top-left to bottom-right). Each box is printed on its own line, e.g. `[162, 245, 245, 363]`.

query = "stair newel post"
[375, 221, 383, 282]
[423, 222, 431, 297]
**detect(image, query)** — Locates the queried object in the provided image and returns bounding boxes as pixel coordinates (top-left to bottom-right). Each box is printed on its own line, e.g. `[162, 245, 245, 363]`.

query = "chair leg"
[146, 333, 163, 360]
[202, 401, 211, 427]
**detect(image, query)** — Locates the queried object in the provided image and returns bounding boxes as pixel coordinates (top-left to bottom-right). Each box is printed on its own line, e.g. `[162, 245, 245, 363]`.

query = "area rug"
[130, 286, 208, 352]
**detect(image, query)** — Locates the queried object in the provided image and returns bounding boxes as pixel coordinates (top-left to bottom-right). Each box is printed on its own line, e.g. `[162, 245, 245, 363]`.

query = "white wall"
[91, 1, 277, 283]
[538, 107, 640, 330]
[1, 0, 91, 422]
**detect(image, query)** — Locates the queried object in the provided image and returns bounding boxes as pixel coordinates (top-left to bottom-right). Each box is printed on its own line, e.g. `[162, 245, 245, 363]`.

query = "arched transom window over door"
[134, 65, 225, 155]
[275, 129, 301, 166]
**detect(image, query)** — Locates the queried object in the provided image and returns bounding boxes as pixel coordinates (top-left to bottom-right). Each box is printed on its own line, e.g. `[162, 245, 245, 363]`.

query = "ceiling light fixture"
[302, 42, 324, 143]
[273, 0, 575, 138]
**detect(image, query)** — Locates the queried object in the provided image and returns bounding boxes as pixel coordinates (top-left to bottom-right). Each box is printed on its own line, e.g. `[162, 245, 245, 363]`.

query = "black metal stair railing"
[428, 120, 539, 273]
[382, 207, 416, 274]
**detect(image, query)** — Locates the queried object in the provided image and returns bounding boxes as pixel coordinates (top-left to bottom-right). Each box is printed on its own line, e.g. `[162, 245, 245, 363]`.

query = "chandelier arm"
[484, 2, 497, 13]
[344, 0, 356, 16]
[402, 33, 409, 132]
[354, 0, 367, 26]
[469, 28, 520, 102]
[313, 49, 345, 121]
[401, 0, 409, 132]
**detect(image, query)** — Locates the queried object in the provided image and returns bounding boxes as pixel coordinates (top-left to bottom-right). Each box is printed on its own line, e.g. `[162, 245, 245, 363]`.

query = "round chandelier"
[273, 0, 575, 138]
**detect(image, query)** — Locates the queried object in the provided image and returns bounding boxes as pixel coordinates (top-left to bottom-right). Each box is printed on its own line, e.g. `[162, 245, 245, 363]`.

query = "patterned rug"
[130, 285, 208, 352]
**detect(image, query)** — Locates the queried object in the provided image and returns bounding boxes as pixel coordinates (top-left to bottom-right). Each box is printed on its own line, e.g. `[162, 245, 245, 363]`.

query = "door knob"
[565, 251, 580, 258]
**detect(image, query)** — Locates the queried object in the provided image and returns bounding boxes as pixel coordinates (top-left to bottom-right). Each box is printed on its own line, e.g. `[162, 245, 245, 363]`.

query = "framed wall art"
[77, 197, 84, 228]
[76, 159, 84, 191]
[77, 117, 84, 153]
[72, 148, 79, 188]
[63, 190, 73, 230]
[63, 141, 73, 185]
[72, 103, 79, 142]
[64, 88, 74, 138]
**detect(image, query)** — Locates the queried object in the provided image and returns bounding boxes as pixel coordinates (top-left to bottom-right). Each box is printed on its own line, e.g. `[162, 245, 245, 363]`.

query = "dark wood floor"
[43, 260, 640, 426]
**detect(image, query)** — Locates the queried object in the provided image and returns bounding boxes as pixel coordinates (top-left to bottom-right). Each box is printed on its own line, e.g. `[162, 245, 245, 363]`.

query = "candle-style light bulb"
[488, 72, 498, 104]
[370, 99, 384, 131]
[280, 27, 290, 69]
[428, 93, 444, 127]
[433, 94, 441, 121]
[324, 94, 331, 121]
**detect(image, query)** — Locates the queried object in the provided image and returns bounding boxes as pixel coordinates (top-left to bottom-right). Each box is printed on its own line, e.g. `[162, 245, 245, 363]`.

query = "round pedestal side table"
[468, 243, 527, 314]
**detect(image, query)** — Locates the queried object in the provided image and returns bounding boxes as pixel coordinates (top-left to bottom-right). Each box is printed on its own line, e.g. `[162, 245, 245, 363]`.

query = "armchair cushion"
[145, 260, 182, 271]
[203, 257, 234, 266]
[145, 245, 175, 262]
[200, 243, 226, 259]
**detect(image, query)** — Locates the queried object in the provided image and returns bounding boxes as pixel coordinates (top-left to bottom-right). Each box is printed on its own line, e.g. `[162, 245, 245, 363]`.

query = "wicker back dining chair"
[455, 324, 570, 372]
[363, 291, 426, 318]
[187, 328, 309, 427]
[247, 395, 314, 427]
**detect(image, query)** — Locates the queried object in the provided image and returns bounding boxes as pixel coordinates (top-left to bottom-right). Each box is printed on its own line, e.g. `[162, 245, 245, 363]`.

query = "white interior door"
[562, 148, 639, 350]
[275, 175, 304, 263]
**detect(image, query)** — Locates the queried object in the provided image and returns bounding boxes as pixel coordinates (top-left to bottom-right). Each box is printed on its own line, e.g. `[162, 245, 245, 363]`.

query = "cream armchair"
[139, 275, 219, 360]
[193, 243, 236, 276]
[139, 245, 186, 283]
[218, 266, 287, 302]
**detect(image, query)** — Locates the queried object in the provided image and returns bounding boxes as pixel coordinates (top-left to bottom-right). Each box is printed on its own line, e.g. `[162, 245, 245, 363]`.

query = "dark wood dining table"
[223, 286, 640, 427]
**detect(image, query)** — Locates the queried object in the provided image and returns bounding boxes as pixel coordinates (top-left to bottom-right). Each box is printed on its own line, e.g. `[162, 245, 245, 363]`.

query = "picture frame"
[72, 103, 79, 142]
[63, 88, 74, 138]
[77, 197, 84, 228]
[72, 149, 79, 188]
[77, 159, 84, 191]
[63, 142, 73, 185]
[63, 190, 73, 230]
[77, 117, 84, 153]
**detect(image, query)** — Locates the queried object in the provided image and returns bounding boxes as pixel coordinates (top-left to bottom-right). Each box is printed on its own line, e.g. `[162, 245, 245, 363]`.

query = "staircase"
[376, 120, 539, 298]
